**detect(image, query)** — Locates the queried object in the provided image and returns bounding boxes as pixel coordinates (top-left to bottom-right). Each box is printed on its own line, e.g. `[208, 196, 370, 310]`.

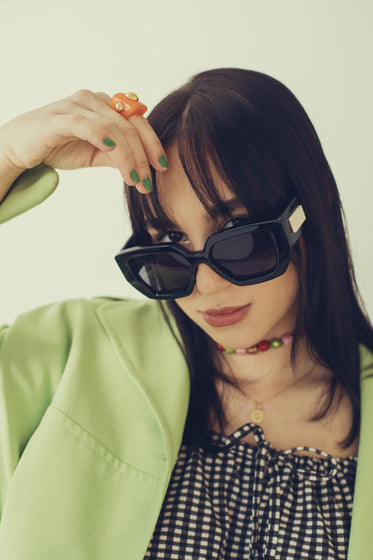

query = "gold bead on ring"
[125, 92, 139, 101]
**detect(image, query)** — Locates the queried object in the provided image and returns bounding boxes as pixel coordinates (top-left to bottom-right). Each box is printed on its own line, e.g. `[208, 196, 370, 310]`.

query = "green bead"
[270, 338, 282, 348]
[225, 348, 234, 354]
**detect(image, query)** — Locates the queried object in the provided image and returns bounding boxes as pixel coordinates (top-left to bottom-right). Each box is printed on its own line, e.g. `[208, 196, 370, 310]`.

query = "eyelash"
[155, 231, 187, 244]
[154, 215, 249, 244]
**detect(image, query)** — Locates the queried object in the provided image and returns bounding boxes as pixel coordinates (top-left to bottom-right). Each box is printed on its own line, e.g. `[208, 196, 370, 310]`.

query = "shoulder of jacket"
[1, 297, 159, 340]
[360, 344, 373, 381]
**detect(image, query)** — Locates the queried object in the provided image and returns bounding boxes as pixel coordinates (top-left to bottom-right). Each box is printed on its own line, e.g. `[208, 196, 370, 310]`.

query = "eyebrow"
[209, 197, 246, 220]
[145, 197, 247, 231]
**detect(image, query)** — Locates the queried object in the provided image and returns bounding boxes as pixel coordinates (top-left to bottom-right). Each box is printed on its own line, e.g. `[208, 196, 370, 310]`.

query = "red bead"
[216, 344, 225, 352]
[258, 340, 270, 352]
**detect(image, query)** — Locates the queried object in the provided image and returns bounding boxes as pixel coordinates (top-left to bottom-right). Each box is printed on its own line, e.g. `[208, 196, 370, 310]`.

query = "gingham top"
[145, 422, 357, 559]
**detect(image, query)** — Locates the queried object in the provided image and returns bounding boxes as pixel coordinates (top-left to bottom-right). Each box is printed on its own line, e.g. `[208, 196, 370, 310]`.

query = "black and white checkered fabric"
[145, 422, 356, 559]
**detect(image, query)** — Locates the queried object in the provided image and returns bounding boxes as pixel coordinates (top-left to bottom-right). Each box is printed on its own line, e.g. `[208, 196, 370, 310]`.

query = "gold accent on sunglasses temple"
[288, 205, 306, 233]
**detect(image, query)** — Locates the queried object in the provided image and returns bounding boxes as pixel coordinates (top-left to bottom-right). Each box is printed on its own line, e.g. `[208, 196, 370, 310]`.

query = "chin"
[205, 326, 256, 350]
[208, 321, 294, 351]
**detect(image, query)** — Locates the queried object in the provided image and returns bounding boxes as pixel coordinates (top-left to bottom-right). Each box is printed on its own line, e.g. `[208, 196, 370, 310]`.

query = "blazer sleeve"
[0, 164, 59, 225]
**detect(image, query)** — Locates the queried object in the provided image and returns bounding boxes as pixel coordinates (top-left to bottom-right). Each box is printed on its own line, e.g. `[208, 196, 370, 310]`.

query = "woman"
[0, 68, 372, 559]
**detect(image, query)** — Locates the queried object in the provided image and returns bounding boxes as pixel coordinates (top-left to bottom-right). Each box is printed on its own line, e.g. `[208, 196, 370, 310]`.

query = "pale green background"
[0, 0, 372, 323]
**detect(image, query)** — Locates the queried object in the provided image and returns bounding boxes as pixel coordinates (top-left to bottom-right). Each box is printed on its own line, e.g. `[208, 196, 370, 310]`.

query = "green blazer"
[0, 166, 372, 560]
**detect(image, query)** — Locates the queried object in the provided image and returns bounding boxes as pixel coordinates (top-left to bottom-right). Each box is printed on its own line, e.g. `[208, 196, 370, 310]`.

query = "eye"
[156, 230, 189, 244]
[223, 215, 250, 229]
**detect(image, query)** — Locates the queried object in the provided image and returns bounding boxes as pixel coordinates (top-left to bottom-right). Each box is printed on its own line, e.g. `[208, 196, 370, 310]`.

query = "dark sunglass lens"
[129, 251, 192, 293]
[211, 230, 278, 279]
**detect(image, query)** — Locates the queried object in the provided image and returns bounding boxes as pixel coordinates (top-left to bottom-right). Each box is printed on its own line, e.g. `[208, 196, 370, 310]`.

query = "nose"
[194, 263, 231, 295]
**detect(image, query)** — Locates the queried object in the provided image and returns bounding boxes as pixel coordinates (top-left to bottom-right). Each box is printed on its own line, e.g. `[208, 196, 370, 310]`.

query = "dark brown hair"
[125, 68, 373, 447]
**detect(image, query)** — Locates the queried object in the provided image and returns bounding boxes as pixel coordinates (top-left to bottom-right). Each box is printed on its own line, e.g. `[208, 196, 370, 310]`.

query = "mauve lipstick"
[201, 304, 251, 327]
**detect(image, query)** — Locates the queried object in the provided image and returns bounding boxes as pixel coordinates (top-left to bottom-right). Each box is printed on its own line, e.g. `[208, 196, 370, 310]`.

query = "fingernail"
[103, 137, 116, 147]
[158, 155, 169, 169]
[143, 177, 153, 192]
[130, 169, 140, 183]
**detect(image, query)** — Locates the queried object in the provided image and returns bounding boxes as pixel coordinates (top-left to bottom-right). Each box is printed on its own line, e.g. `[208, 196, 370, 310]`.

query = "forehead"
[152, 145, 241, 224]
[159, 144, 232, 194]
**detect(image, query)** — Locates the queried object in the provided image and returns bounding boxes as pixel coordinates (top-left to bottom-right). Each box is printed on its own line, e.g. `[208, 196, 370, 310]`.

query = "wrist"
[0, 150, 27, 204]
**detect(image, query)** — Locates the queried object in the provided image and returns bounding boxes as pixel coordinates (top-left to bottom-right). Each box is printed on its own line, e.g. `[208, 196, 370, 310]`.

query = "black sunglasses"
[115, 197, 306, 300]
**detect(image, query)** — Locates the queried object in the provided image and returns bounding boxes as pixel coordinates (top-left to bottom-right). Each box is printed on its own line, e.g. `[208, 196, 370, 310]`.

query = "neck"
[216, 336, 320, 403]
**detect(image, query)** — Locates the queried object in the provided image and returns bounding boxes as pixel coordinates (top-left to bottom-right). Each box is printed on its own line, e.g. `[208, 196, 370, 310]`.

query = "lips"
[201, 304, 251, 327]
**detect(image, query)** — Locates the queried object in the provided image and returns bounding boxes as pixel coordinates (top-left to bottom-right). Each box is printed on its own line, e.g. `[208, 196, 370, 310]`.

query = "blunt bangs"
[125, 69, 309, 235]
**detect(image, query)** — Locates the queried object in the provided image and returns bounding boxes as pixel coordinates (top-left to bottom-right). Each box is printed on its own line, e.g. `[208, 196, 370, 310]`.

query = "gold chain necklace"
[246, 365, 316, 423]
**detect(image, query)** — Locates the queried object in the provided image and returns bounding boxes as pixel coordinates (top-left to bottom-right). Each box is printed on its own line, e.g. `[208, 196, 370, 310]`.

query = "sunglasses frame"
[115, 197, 306, 300]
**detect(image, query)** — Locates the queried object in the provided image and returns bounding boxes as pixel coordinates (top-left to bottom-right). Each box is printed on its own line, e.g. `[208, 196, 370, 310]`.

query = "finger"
[94, 91, 115, 106]
[90, 91, 169, 173]
[90, 149, 150, 197]
[58, 90, 164, 194]
[77, 109, 154, 192]
[127, 114, 169, 172]
[95, 119, 152, 191]
[111, 117, 156, 190]
[49, 110, 140, 185]
[48, 108, 120, 155]
[65, 92, 155, 187]
[82, 97, 162, 192]
[66, 89, 112, 110]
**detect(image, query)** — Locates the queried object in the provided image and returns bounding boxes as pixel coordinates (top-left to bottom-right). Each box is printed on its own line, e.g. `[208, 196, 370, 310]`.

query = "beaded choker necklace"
[215, 332, 296, 355]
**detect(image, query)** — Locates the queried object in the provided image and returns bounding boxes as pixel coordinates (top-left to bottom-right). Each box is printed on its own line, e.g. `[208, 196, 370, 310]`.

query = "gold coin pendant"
[250, 408, 264, 423]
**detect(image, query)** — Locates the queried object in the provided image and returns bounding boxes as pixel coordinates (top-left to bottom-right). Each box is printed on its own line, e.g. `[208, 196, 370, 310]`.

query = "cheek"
[174, 294, 197, 321]
[281, 262, 300, 301]
[257, 263, 300, 313]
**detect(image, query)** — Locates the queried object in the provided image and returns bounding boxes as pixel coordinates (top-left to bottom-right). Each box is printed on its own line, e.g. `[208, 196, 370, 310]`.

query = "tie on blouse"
[145, 422, 356, 559]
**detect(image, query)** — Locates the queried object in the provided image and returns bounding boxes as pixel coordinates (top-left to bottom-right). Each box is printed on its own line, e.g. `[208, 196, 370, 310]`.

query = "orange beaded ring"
[111, 92, 148, 119]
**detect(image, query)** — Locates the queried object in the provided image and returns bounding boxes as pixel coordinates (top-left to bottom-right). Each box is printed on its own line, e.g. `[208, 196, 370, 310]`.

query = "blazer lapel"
[348, 345, 373, 559]
[97, 298, 190, 467]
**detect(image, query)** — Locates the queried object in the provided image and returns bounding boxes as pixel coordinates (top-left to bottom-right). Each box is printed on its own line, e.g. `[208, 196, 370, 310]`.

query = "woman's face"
[152, 146, 300, 350]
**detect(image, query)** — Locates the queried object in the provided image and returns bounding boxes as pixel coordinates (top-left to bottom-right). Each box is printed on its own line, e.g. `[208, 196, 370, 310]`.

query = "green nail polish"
[143, 177, 153, 192]
[130, 169, 140, 183]
[159, 155, 169, 169]
[103, 137, 116, 147]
